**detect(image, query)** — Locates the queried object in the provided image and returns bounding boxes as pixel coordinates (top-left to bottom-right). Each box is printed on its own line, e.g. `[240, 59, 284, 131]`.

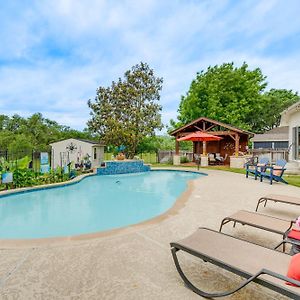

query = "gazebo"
[169, 117, 254, 167]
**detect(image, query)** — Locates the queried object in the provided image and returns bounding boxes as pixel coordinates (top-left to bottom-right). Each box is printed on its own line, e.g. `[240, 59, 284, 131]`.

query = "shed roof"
[251, 126, 288, 142]
[169, 116, 253, 136]
[50, 138, 105, 146]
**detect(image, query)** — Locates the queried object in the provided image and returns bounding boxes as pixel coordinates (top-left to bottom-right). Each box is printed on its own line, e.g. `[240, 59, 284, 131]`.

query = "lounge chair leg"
[256, 198, 267, 211]
[219, 219, 231, 232]
[233, 221, 236, 228]
[171, 247, 271, 298]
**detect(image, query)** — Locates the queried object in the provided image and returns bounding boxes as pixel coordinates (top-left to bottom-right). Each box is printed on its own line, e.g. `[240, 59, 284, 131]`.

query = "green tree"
[259, 89, 298, 132]
[137, 135, 174, 153]
[0, 113, 96, 152]
[173, 62, 268, 132]
[88, 62, 163, 158]
[8, 134, 33, 153]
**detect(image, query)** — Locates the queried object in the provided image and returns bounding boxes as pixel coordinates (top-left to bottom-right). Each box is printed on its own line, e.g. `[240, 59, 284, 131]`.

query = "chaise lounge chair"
[260, 159, 288, 185]
[219, 210, 295, 238]
[245, 157, 269, 180]
[256, 194, 300, 212]
[170, 228, 300, 298]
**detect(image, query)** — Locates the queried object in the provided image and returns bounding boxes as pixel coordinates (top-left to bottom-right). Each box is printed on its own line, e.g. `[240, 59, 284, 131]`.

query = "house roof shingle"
[251, 126, 289, 142]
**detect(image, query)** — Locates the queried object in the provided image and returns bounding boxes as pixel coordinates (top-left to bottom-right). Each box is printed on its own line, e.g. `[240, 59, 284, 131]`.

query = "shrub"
[180, 156, 190, 163]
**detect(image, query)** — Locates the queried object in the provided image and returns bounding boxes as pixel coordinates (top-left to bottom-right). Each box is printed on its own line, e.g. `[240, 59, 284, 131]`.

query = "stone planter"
[173, 155, 180, 165]
[200, 155, 208, 167]
[116, 153, 125, 160]
[229, 156, 248, 169]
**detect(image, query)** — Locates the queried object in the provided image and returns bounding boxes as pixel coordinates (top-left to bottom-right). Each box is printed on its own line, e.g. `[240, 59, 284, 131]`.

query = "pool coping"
[0, 168, 206, 249]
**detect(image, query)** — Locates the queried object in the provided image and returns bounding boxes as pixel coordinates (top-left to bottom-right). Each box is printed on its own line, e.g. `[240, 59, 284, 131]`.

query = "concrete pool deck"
[0, 167, 299, 299]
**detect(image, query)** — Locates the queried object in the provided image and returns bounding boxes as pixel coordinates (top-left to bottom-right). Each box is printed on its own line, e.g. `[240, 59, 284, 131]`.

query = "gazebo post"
[235, 134, 240, 157]
[201, 141, 208, 167]
[173, 136, 180, 165]
[175, 139, 179, 155]
[203, 141, 207, 155]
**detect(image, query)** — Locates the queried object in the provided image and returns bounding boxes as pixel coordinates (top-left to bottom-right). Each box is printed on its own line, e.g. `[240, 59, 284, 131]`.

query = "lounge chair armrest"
[272, 167, 286, 171]
[261, 268, 300, 287]
[264, 166, 272, 170]
[274, 238, 300, 250]
[245, 163, 257, 167]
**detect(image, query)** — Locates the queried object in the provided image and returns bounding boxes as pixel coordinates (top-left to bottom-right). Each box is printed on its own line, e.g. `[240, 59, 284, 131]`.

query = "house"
[280, 100, 300, 173]
[50, 138, 105, 169]
[250, 126, 289, 165]
[251, 126, 289, 150]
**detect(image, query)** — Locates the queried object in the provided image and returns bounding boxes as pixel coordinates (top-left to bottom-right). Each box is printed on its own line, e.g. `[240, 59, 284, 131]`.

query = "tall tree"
[173, 62, 268, 132]
[88, 62, 163, 157]
[259, 89, 298, 132]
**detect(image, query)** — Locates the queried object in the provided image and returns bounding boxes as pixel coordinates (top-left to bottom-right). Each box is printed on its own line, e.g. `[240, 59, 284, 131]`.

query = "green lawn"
[284, 175, 300, 188]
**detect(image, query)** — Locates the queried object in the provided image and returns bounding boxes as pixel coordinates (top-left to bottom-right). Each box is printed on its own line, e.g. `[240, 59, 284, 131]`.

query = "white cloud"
[0, 0, 299, 131]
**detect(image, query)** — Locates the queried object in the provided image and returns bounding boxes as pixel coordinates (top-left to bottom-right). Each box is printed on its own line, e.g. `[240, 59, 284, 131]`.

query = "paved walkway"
[0, 168, 299, 299]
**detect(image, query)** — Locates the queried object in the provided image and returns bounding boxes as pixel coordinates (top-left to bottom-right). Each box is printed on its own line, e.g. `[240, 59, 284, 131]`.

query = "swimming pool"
[0, 170, 203, 239]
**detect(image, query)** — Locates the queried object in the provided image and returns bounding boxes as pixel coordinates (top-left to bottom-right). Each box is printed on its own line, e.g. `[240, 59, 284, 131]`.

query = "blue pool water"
[0, 170, 203, 239]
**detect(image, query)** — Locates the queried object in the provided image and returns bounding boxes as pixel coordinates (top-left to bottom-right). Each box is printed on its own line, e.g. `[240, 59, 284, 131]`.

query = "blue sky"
[0, 0, 299, 130]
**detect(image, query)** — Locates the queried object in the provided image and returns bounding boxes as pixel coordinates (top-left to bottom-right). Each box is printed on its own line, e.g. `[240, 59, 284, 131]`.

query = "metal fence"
[104, 152, 159, 164]
[104, 150, 195, 164]
[157, 150, 193, 163]
[0, 149, 52, 173]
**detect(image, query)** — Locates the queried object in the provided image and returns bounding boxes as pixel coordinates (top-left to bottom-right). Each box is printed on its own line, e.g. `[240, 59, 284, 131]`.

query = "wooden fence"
[249, 149, 289, 163]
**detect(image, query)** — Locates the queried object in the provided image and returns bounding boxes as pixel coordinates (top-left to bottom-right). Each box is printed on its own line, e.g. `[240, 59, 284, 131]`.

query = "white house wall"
[286, 110, 300, 162]
[50, 138, 104, 169]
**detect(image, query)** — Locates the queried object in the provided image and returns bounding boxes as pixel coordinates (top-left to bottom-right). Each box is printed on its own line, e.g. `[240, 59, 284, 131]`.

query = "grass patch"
[284, 175, 300, 188]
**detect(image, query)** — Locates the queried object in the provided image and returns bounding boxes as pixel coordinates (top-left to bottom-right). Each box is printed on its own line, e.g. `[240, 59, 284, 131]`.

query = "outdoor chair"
[245, 157, 269, 180]
[215, 153, 227, 165]
[260, 159, 287, 185]
[256, 194, 300, 212]
[208, 153, 217, 165]
[170, 228, 300, 298]
[219, 210, 296, 251]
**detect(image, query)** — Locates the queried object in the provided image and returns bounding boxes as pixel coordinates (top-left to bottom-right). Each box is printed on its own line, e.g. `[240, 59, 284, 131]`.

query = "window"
[93, 148, 97, 160]
[253, 142, 272, 149]
[273, 141, 289, 149]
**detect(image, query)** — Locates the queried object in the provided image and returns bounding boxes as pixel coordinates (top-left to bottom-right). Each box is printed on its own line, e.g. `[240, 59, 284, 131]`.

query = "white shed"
[50, 138, 105, 169]
[280, 100, 300, 173]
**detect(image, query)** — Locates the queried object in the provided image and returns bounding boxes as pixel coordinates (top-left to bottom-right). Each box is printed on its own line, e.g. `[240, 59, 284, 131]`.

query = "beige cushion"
[273, 165, 283, 176]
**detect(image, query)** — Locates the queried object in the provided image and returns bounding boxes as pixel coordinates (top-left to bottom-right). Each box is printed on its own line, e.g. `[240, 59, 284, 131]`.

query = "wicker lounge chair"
[245, 157, 269, 180]
[170, 228, 300, 298]
[260, 159, 287, 185]
[256, 194, 300, 212]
